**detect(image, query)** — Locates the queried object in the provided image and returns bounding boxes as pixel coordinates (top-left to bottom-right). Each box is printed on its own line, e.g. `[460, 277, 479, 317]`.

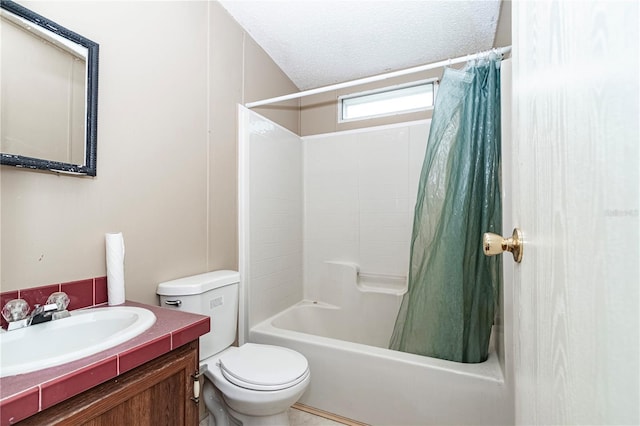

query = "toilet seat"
[218, 343, 309, 391]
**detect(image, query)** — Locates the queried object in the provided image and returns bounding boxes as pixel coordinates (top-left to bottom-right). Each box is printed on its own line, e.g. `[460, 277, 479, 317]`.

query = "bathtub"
[250, 299, 511, 426]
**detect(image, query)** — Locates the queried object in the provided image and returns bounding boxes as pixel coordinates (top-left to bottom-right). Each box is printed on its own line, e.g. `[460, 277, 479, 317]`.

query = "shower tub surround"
[0, 279, 209, 425]
[239, 108, 511, 425]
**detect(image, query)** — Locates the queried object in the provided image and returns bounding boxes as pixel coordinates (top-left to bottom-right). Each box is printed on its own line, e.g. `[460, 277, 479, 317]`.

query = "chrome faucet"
[28, 303, 62, 326]
[2, 292, 71, 331]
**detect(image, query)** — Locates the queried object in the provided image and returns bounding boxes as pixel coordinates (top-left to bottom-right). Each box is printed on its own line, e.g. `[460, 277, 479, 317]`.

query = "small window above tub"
[338, 79, 437, 122]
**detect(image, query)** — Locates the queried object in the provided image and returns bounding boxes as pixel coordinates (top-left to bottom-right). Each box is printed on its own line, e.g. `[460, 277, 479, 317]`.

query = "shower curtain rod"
[245, 45, 511, 108]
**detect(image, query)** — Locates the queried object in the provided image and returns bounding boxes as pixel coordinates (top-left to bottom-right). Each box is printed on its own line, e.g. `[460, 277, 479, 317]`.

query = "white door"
[511, 1, 639, 425]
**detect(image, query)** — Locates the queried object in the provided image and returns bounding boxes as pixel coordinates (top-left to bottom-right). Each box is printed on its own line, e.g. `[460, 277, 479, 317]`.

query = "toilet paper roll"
[105, 232, 126, 305]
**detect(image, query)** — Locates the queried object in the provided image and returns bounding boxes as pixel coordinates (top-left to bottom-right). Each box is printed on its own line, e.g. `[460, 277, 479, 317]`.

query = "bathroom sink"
[0, 306, 156, 378]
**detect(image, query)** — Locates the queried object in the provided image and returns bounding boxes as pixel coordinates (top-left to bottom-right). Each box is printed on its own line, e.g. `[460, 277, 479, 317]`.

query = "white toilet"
[157, 270, 310, 426]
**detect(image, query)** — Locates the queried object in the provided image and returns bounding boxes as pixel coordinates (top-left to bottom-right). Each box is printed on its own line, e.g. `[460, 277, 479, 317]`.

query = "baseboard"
[292, 403, 369, 426]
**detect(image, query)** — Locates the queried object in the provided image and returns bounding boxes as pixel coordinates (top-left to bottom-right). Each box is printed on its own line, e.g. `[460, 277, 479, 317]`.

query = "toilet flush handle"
[164, 299, 182, 307]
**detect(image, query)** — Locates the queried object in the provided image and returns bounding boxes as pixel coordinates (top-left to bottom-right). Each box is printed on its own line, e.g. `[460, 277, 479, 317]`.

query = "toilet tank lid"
[156, 270, 239, 296]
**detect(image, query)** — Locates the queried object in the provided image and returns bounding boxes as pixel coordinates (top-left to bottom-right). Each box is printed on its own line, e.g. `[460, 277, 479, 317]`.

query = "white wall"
[302, 121, 430, 302]
[240, 108, 303, 334]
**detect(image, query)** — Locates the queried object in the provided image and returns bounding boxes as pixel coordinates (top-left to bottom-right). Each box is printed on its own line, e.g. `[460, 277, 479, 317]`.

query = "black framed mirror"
[0, 0, 99, 176]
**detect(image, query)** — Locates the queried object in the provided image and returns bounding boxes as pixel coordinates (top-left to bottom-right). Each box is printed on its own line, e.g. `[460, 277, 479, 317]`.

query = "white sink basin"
[0, 306, 156, 378]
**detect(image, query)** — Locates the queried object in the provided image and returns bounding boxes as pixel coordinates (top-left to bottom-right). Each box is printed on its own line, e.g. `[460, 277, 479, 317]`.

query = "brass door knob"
[483, 228, 523, 263]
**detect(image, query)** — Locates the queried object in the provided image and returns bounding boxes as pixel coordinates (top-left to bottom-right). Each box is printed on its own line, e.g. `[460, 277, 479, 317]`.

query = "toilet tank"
[156, 270, 239, 360]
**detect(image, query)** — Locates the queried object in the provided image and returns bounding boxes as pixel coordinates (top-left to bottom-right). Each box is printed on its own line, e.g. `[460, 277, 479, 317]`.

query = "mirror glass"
[0, 0, 98, 176]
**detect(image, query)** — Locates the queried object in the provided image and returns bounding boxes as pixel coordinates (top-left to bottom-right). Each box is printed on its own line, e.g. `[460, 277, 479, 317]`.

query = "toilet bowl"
[202, 344, 310, 425]
[157, 271, 310, 426]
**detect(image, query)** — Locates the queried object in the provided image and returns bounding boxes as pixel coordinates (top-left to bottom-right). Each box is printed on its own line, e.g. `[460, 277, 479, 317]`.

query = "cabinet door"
[21, 341, 199, 425]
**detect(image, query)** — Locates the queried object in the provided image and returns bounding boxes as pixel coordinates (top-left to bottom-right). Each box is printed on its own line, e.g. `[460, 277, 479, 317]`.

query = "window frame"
[338, 78, 438, 123]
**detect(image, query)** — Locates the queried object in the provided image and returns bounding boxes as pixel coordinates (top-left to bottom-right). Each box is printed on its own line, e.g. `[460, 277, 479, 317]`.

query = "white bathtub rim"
[250, 300, 506, 384]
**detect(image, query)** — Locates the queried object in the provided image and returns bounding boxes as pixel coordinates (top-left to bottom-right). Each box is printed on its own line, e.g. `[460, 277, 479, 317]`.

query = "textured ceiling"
[219, 0, 502, 90]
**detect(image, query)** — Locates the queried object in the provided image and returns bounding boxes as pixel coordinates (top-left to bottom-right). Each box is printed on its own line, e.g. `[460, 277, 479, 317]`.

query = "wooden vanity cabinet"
[20, 341, 200, 425]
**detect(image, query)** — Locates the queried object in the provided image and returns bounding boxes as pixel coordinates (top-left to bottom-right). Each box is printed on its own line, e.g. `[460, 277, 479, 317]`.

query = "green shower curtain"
[389, 57, 502, 363]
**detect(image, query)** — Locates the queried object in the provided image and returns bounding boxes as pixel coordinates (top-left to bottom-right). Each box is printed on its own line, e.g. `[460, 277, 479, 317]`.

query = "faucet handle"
[46, 292, 70, 311]
[2, 299, 30, 322]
